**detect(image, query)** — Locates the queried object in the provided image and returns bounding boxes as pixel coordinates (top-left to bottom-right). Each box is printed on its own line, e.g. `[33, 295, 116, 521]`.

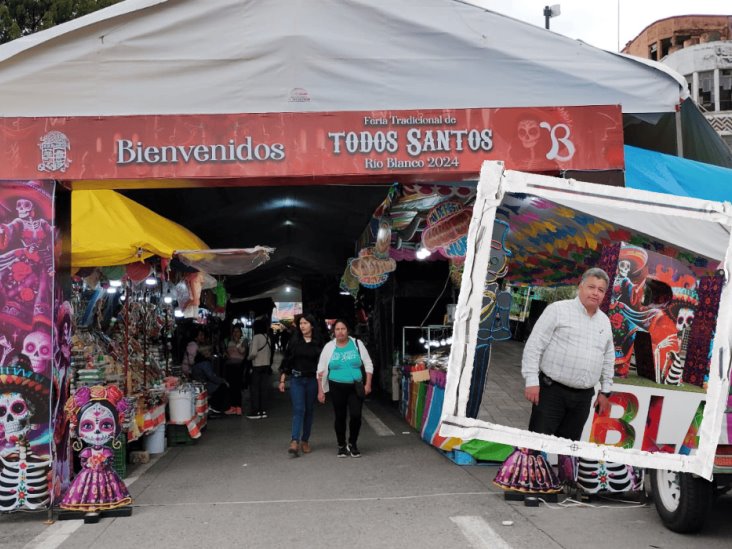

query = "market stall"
[3, 0, 731, 518]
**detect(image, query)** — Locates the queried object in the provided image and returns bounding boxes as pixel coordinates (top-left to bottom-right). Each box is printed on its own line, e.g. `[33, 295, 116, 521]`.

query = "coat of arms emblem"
[37, 131, 71, 173]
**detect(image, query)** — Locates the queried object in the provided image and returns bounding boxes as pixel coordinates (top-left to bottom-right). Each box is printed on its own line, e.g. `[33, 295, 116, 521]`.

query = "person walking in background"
[279, 314, 324, 457]
[224, 325, 247, 416]
[317, 319, 373, 458]
[247, 319, 273, 419]
[279, 325, 291, 354]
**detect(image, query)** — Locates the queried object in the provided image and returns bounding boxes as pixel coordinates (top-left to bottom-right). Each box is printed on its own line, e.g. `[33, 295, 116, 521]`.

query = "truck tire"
[650, 469, 713, 533]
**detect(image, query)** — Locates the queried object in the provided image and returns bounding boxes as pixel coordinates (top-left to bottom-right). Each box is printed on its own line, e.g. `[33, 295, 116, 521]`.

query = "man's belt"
[539, 371, 592, 393]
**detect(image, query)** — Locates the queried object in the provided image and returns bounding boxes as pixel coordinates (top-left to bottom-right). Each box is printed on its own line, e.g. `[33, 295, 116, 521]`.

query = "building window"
[720, 69, 732, 112]
[685, 74, 693, 96]
[698, 71, 715, 111]
[648, 42, 657, 61]
[660, 37, 672, 58]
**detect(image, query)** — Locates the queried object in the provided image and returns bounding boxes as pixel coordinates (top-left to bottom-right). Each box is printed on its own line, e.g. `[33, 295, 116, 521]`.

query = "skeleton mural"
[608, 243, 699, 384]
[60, 385, 132, 512]
[0, 181, 56, 513]
[575, 458, 643, 494]
[23, 330, 52, 377]
[649, 287, 699, 386]
[0, 358, 52, 511]
[0, 195, 54, 332]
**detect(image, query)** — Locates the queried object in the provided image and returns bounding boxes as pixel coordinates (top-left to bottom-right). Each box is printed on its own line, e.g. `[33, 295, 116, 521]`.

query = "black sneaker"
[260, 411, 268, 419]
[337, 445, 350, 458]
[246, 412, 261, 419]
[347, 443, 361, 458]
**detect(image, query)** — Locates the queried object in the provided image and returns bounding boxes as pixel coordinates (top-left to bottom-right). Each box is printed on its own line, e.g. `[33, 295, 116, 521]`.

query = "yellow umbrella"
[72, 190, 207, 267]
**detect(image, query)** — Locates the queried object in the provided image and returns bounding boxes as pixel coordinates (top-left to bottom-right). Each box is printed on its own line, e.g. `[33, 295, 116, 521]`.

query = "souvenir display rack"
[69, 272, 174, 445]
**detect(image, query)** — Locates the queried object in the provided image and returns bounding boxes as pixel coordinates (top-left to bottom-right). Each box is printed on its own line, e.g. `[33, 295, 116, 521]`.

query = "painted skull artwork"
[22, 330, 52, 376]
[77, 403, 116, 447]
[0, 355, 53, 512]
[60, 385, 132, 512]
[0, 392, 32, 443]
[0, 181, 57, 513]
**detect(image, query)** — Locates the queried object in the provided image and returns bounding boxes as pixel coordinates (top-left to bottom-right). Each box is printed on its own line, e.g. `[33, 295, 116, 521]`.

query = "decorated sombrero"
[0, 354, 50, 417]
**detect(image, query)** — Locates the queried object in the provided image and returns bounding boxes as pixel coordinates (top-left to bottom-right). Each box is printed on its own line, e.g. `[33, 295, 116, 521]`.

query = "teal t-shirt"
[328, 339, 363, 383]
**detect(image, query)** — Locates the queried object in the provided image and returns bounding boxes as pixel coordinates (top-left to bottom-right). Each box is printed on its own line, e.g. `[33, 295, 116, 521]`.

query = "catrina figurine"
[60, 385, 132, 512]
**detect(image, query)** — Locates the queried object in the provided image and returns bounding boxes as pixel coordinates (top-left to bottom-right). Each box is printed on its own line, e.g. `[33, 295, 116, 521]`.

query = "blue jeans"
[290, 376, 318, 442]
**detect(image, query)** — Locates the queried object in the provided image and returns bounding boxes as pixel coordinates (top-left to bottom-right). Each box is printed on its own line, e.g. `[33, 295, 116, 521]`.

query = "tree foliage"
[0, 0, 123, 44]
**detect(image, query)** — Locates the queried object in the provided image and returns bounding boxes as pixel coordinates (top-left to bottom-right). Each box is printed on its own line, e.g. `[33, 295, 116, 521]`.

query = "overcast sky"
[470, 1, 730, 52]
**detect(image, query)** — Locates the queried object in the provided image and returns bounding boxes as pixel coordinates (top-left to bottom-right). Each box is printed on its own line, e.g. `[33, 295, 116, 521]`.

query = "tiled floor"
[476, 339, 533, 429]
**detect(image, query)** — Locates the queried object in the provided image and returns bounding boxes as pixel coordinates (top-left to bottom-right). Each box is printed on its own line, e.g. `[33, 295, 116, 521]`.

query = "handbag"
[354, 380, 365, 399]
[354, 338, 368, 398]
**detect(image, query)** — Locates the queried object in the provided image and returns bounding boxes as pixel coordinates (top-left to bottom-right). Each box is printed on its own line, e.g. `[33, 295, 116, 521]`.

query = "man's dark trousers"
[528, 373, 595, 440]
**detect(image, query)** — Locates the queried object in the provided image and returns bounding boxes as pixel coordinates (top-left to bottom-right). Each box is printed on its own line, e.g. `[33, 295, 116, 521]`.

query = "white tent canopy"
[0, 0, 687, 117]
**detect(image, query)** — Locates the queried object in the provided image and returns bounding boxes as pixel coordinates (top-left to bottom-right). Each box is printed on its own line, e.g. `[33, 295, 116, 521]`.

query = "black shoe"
[347, 443, 361, 458]
[246, 412, 261, 419]
[337, 445, 350, 458]
[260, 411, 268, 419]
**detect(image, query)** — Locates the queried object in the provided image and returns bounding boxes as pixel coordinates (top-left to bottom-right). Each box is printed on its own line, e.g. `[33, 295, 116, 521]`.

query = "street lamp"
[544, 4, 561, 30]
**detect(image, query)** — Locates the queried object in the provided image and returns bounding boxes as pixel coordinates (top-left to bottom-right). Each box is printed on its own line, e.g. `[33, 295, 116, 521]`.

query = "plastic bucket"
[169, 389, 195, 423]
[144, 424, 166, 454]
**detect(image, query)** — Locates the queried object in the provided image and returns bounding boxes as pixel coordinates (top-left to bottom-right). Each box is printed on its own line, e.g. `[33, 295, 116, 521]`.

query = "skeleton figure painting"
[0, 194, 54, 332]
[0, 358, 52, 511]
[60, 385, 132, 512]
[608, 244, 699, 384]
[0, 181, 56, 513]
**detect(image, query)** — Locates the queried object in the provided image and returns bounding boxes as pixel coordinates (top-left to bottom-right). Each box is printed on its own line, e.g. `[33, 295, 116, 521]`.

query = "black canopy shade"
[121, 184, 392, 298]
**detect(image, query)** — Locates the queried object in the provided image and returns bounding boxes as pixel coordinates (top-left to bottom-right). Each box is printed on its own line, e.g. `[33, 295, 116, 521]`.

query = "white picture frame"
[439, 161, 732, 479]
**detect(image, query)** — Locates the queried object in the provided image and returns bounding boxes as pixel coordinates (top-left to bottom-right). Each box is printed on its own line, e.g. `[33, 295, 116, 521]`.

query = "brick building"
[623, 15, 732, 150]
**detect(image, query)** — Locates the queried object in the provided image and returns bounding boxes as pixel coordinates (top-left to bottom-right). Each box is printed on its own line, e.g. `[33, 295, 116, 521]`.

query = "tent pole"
[675, 107, 684, 158]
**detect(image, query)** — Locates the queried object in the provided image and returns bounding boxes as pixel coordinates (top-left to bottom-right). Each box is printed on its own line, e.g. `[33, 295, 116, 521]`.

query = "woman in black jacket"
[278, 314, 323, 456]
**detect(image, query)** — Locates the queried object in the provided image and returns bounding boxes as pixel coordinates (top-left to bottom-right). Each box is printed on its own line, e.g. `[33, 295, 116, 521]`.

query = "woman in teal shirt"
[317, 319, 374, 457]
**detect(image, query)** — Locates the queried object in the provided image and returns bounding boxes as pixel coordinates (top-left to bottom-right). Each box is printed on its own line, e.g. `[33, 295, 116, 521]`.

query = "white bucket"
[144, 424, 166, 454]
[168, 389, 195, 423]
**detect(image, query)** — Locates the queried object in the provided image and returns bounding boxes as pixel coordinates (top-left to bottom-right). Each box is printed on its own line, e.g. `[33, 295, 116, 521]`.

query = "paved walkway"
[477, 340, 532, 430]
[4, 348, 732, 548]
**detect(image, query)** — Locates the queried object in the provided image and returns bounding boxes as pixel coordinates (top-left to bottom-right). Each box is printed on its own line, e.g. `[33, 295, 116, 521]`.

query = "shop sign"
[0, 106, 623, 181]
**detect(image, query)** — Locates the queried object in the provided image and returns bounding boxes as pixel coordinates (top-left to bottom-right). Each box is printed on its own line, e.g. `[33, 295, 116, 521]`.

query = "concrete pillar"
[692, 72, 700, 103]
[714, 68, 721, 111]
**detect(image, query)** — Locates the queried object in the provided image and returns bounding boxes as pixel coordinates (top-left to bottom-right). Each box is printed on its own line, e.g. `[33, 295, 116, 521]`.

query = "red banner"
[0, 106, 623, 181]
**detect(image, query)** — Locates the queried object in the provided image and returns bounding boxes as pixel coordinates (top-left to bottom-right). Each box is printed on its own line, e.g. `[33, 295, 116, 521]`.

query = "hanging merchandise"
[213, 280, 228, 318]
[125, 262, 152, 283]
[421, 201, 472, 259]
[373, 217, 393, 258]
[348, 247, 396, 289]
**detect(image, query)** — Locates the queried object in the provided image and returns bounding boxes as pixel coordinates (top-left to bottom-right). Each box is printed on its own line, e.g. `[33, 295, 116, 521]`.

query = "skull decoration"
[676, 308, 695, 334]
[617, 260, 631, 279]
[517, 119, 541, 149]
[16, 199, 34, 219]
[78, 403, 116, 446]
[0, 392, 32, 443]
[22, 331, 52, 376]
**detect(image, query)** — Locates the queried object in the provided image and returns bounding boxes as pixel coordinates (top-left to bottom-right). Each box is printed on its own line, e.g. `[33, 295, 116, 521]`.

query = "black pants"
[329, 381, 363, 447]
[528, 375, 594, 440]
[225, 360, 243, 408]
[249, 366, 271, 414]
[209, 384, 230, 413]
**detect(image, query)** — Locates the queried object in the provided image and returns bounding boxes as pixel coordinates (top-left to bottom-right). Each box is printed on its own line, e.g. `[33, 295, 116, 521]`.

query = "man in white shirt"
[521, 268, 614, 440]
